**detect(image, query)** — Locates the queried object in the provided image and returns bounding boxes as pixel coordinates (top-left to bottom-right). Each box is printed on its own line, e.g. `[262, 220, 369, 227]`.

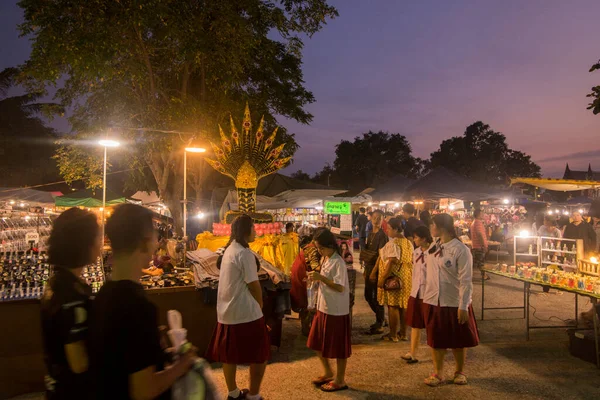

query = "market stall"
[480, 236, 600, 368]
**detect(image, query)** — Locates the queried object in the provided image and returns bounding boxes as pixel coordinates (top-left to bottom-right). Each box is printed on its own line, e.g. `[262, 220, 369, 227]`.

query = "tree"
[17, 0, 338, 232]
[290, 169, 311, 181]
[323, 131, 424, 192]
[430, 121, 541, 184]
[587, 59, 600, 115]
[0, 68, 61, 187]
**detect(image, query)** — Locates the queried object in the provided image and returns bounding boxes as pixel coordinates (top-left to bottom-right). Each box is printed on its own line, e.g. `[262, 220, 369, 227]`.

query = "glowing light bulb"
[519, 230, 530, 238]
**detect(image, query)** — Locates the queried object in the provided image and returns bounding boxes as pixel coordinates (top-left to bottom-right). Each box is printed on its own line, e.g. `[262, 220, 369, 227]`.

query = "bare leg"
[410, 328, 421, 358]
[432, 348, 446, 378]
[451, 348, 466, 374]
[334, 358, 348, 386]
[399, 308, 407, 338]
[249, 362, 267, 396]
[317, 352, 334, 378]
[223, 363, 238, 392]
[388, 306, 400, 339]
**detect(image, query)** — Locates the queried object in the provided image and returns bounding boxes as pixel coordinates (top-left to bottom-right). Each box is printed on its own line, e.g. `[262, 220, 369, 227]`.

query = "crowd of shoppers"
[41, 203, 483, 399]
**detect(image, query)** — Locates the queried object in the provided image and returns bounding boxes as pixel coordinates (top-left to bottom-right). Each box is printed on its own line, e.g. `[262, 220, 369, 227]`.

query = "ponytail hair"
[432, 213, 458, 239]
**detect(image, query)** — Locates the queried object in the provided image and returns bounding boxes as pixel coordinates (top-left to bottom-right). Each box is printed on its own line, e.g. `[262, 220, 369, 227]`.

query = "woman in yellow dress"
[375, 217, 413, 342]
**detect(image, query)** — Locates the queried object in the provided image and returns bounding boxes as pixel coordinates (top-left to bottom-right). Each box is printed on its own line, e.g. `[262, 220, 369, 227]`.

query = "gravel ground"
[12, 263, 600, 400]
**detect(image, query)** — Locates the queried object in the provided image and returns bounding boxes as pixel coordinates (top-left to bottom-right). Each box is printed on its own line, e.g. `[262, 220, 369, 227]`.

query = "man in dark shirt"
[402, 203, 424, 241]
[564, 211, 597, 256]
[89, 204, 196, 399]
[354, 207, 369, 251]
[360, 210, 388, 334]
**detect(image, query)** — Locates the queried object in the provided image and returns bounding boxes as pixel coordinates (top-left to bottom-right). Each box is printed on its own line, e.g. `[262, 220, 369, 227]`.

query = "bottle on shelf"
[528, 244, 533, 255]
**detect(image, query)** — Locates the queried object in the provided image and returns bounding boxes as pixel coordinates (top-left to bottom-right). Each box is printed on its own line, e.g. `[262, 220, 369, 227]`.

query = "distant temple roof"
[563, 163, 600, 181]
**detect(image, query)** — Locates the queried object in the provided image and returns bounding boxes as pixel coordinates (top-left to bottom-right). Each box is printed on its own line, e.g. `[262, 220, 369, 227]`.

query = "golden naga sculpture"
[205, 104, 291, 222]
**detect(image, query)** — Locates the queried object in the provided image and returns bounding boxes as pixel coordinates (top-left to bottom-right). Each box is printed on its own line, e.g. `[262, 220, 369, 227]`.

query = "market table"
[480, 268, 600, 367]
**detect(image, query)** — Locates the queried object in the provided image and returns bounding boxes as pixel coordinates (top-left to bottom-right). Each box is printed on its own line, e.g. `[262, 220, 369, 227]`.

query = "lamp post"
[98, 139, 120, 241]
[183, 146, 206, 238]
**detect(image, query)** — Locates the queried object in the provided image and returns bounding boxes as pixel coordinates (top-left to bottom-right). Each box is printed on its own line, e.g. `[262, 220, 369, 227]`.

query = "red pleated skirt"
[307, 311, 352, 359]
[405, 296, 426, 329]
[205, 317, 270, 365]
[424, 304, 480, 349]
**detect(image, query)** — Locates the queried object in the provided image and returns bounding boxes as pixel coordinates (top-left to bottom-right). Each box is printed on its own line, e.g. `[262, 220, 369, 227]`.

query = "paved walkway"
[12, 264, 600, 400]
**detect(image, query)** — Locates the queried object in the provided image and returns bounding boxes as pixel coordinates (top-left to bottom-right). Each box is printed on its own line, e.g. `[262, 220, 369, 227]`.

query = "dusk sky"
[1, 0, 599, 178]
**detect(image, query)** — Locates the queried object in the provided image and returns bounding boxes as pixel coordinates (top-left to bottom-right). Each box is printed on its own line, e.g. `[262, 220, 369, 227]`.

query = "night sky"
[1, 0, 599, 177]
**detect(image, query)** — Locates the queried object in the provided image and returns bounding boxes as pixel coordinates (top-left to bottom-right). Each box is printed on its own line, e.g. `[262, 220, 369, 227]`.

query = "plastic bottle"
[528, 244, 533, 255]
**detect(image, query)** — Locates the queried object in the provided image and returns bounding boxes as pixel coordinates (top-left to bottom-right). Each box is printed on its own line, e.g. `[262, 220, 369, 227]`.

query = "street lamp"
[98, 139, 120, 242]
[183, 146, 206, 238]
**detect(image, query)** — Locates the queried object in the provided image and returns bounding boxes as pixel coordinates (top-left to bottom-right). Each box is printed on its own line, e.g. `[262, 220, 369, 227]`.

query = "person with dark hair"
[422, 214, 479, 387]
[291, 227, 324, 336]
[420, 208, 432, 229]
[564, 211, 597, 256]
[470, 208, 489, 280]
[285, 222, 295, 234]
[360, 210, 388, 334]
[307, 229, 351, 393]
[402, 203, 424, 241]
[374, 217, 413, 342]
[532, 212, 545, 234]
[89, 204, 197, 400]
[41, 208, 102, 400]
[402, 225, 433, 364]
[355, 207, 369, 252]
[207, 214, 269, 400]
[365, 211, 374, 238]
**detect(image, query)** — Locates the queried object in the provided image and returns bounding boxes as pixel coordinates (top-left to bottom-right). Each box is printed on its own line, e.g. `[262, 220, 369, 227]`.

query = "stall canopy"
[0, 187, 58, 206]
[511, 177, 600, 192]
[55, 188, 127, 208]
[131, 191, 161, 206]
[370, 174, 415, 202]
[402, 167, 501, 201]
[256, 173, 345, 197]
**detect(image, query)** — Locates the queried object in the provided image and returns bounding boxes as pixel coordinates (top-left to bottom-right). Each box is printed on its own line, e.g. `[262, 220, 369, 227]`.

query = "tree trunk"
[163, 189, 184, 237]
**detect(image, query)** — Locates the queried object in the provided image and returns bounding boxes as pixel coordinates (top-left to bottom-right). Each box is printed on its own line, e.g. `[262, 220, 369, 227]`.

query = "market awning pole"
[183, 150, 187, 239]
[102, 146, 107, 244]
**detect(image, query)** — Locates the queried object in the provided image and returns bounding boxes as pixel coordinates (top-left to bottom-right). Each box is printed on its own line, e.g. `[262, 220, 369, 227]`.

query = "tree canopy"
[0, 68, 60, 187]
[429, 121, 541, 184]
[312, 131, 425, 192]
[587, 59, 600, 115]
[17, 0, 337, 231]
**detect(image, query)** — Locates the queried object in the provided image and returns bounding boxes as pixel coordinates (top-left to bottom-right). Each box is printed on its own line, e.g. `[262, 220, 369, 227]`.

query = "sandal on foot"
[320, 382, 349, 392]
[453, 372, 468, 385]
[407, 358, 419, 364]
[401, 352, 413, 361]
[312, 376, 333, 386]
[382, 335, 399, 342]
[424, 374, 445, 387]
[399, 336, 409, 341]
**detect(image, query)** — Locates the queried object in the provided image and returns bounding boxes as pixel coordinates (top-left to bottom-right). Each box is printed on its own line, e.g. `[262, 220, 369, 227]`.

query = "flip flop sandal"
[312, 376, 333, 386]
[453, 372, 468, 385]
[401, 353, 413, 360]
[381, 335, 400, 342]
[320, 382, 349, 392]
[407, 358, 419, 364]
[399, 336, 409, 341]
[424, 374, 445, 387]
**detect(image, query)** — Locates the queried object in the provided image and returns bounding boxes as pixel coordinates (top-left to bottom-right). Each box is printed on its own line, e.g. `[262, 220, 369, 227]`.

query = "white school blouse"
[410, 246, 428, 299]
[422, 238, 473, 311]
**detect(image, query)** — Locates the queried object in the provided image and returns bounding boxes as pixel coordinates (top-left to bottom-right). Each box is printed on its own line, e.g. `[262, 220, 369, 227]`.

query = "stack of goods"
[139, 267, 195, 290]
[187, 248, 289, 289]
[0, 251, 50, 301]
[491, 263, 600, 295]
[81, 258, 105, 293]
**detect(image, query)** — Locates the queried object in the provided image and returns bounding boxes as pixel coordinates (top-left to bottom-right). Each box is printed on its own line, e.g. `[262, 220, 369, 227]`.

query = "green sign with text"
[324, 201, 351, 215]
